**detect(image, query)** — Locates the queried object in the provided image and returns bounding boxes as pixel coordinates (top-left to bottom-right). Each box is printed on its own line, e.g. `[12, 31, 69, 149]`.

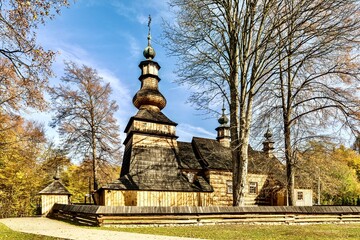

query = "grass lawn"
[105, 223, 360, 240]
[0, 223, 61, 240]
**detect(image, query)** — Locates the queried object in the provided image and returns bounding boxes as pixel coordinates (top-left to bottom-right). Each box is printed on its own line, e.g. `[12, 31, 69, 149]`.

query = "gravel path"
[0, 217, 202, 240]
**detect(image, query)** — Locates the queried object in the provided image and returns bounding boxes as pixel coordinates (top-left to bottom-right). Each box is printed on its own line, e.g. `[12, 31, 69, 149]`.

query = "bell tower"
[118, 16, 194, 192]
[262, 128, 275, 158]
[216, 103, 230, 147]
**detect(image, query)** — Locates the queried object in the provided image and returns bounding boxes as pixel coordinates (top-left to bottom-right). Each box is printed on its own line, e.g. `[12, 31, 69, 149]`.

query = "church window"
[249, 182, 258, 194]
[226, 180, 233, 194]
[297, 191, 304, 200]
[186, 172, 195, 183]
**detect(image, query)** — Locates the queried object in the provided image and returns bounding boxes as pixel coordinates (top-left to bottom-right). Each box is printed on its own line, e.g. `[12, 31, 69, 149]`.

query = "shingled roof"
[124, 109, 177, 133]
[178, 137, 284, 178]
[38, 179, 71, 195]
[102, 173, 212, 192]
[102, 144, 213, 192]
[177, 141, 203, 170]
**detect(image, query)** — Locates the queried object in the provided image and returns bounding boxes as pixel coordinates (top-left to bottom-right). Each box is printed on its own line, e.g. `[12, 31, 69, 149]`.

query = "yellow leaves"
[15, 171, 25, 180]
[298, 141, 360, 203]
[0, 112, 47, 217]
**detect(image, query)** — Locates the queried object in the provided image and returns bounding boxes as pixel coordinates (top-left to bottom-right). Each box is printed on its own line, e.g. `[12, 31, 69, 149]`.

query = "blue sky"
[31, 0, 219, 144]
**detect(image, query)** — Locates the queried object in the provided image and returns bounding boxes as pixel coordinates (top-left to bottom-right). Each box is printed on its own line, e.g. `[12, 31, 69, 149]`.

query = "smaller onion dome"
[218, 107, 229, 125]
[143, 43, 156, 59]
[264, 128, 273, 140]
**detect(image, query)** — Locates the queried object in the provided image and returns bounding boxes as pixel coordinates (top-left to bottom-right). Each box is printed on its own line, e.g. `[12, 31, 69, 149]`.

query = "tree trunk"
[230, 68, 241, 206]
[90, 104, 98, 191]
[284, 123, 294, 205]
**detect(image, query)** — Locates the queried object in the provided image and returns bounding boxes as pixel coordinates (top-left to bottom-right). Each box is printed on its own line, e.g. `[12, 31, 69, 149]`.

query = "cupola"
[132, 15, 166, 112]
[262, 128, 275, 158]
[215, 103, 230, 147]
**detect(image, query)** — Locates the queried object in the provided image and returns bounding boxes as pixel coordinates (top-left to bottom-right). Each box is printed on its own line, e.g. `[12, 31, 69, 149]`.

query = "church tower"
[262, 128, 275, 158]
[118, 17, 200, 192]
[216, 104, 230, 147]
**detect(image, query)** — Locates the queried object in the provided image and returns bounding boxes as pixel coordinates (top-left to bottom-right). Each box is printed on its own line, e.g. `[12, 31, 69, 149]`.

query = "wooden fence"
[48, 204, 360, 227]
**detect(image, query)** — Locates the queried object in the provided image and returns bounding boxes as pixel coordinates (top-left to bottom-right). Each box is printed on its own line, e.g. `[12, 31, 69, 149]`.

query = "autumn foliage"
[298, 142, 360, 205]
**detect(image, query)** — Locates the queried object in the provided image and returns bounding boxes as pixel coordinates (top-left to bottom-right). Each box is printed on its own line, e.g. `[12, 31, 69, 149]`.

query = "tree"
[333, 145, 360, 182]
[61, 160, 120, 203]
[164, 0, 287, 205]
[165, 0, 360, 206]
[254, 0, 360, 205]
[0, 0, 69, 113]
[0, 114, 46, 217]
[38, 142, 71, 184]
[298, 142, 360, 205]
[50, 62, 121, 191]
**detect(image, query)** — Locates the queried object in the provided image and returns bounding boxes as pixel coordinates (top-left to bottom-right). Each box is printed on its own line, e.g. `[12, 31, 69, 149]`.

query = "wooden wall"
[207, 171, 269, 206]
[206, 170, 233, 206]
[102, 172, 273, 207]
[41, 195, 69, 215]
[294, 189, 313, 206]
[244, 174, 269, 205]
[103, 190, 213, 207]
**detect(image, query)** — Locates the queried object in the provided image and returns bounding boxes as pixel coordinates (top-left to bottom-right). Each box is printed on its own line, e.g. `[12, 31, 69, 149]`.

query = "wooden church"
[95, 27, 285, 207]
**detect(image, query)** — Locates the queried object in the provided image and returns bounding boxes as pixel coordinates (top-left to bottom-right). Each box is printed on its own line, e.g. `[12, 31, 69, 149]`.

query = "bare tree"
[50, 62, 121, 191]
[164, 0, 286, 205]
[0, 0, 69, 112]
[165, 0, 360, 206]
[254, 0, 360, 205]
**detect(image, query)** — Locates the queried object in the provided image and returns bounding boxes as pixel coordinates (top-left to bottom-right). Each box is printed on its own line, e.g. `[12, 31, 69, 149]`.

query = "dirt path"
[0, 217, 202, 240]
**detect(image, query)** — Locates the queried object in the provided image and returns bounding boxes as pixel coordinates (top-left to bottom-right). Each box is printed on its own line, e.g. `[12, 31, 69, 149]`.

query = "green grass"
[105, 223, 360, 240]
[0, 223, 62, 240]
[2, 219, 359, 240]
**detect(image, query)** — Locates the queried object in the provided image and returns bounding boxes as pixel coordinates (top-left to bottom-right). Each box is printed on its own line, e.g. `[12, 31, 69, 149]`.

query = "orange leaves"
[0, 57, 48, 113]
[0, 0, 69, 113]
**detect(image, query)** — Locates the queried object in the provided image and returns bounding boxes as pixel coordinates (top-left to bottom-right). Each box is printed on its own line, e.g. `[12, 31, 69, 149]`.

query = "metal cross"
[148, 15, 152, 36]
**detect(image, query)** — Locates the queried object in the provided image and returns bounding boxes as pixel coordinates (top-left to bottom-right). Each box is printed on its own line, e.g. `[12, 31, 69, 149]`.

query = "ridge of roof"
[38, 180, 71, 195]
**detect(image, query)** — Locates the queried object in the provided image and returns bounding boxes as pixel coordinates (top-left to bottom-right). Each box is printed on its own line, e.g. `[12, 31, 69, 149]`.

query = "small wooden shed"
[38, 177, 71, 215]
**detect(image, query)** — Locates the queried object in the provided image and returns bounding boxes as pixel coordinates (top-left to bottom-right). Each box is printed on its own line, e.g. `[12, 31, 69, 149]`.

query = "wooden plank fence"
[48, 204, 360, 227]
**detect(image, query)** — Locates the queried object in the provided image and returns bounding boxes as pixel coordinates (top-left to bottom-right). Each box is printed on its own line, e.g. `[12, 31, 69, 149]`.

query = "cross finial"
[148, 15, 152, 33]
[54, 165, 60, 180]
[221, 97, 226, 115]
[147, 15, 152, 46]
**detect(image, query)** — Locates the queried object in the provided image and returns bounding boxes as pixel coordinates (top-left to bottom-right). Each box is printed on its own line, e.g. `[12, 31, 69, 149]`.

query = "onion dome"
[143, 36, 156, 60]
[264, 128, 273, 140]
[218, 106, 229, 125]
[133, 88, 166, 111]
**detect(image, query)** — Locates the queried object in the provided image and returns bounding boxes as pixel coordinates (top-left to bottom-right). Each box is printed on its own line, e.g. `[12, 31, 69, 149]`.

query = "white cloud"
[111, 0, 174, 25]
[115, 31, 141, 60]
[177, 123, 216, 142]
